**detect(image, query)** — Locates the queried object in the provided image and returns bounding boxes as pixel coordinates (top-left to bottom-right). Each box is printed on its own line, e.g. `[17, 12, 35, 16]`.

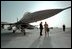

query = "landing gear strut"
[21, 28, 26, 35]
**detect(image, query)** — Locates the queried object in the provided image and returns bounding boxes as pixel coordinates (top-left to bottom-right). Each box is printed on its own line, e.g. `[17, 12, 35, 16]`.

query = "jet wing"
[17, 6, 71, 24]
[1, 22, 14, 25]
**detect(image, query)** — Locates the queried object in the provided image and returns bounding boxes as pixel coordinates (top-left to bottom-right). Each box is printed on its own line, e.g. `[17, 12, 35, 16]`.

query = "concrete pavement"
[1, 28, 71, 48]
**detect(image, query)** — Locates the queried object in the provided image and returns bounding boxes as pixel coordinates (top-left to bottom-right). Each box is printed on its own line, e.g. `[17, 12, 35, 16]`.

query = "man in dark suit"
[40, 22, 43, 36]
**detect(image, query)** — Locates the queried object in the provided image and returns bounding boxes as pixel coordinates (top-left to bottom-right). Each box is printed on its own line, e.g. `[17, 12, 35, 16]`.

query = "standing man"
[44, 22, 49, 36]
[40, 22, 43, 36]
[63, 24, 66, 32]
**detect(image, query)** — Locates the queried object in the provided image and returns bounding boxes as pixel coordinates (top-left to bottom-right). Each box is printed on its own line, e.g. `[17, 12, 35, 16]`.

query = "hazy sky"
[1, 1, 71, 28]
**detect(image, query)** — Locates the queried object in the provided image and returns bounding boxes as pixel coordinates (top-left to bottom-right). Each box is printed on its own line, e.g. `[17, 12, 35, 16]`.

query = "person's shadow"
[39, 36, 53, 48]
[29, 36, 53, 48]
[29, 36, 41, 48]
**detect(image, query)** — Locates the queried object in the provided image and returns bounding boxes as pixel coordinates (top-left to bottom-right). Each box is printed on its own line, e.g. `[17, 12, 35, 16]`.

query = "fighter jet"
[1, 6, 71, 32]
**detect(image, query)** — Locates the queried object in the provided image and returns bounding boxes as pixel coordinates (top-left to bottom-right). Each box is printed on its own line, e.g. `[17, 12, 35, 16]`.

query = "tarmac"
[1, 28, 71, 48]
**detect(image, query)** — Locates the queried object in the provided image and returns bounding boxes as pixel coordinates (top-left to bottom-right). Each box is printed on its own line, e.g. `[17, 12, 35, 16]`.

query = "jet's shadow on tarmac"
[1, 32, 32, 47]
